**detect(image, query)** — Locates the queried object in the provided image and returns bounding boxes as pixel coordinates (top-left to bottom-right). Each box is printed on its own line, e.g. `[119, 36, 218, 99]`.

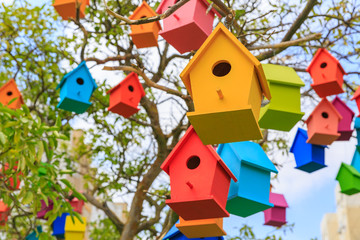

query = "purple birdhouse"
[331, 96, 355, 141]
[263, 192, 288, 227]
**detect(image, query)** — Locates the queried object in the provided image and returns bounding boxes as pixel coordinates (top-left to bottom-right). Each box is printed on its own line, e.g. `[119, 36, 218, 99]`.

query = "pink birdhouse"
[69, 197, 85, 214]
[351, 87, 360, 116]
[0, 201, 10, 226]
[263, 192, 288, 227]
[107, 72, 146, 118]
[156, 0, 220, 54]
[305, 98, 342, 145]
[306, 48, 346, 98]
[331, 96, 354, 141]
[160, 126, 237, 220]
[37, 199, 54, 219]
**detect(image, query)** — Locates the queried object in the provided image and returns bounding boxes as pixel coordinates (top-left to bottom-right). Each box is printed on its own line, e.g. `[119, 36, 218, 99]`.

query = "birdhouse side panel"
[210, 162, 233, 208]
[267, 83, 301, 113]
[0, 85, 22, 109]
[307, 103, 341, 137]
[311, 145, 326, 165]
[248, 70, 263, 121]
[335, 105, 354, 132]
[335, 66, 345, 86]
[291, 134, 313, 166]
[308, 54, 338, 85]
[161, 0, 197, 31]
[269, 206, 286, 222]
[192, 0, 216, 36]
[64, 232, 85, 240]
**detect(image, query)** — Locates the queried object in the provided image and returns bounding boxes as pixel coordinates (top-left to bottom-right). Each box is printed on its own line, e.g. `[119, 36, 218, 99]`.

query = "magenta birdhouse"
[156, 0, 220, 54]
[351, 87, 360, 117]
[305, 98, 342, 145]
[263, 192, 288, 227]
[160, 126, 237, 220]
[331, 96, 354, 141]
[37, 199, 53, 219]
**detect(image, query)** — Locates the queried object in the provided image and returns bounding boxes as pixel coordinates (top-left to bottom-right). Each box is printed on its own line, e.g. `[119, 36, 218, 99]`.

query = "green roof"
[337, 162, 360, 179]
[262, 64, 305, 87]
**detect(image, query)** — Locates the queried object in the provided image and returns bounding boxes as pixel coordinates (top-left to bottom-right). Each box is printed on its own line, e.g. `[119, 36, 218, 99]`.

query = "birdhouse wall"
[176, 217, 226, 238]
[0, 83, 22, 109]
[308, 52, 339, 85]
[60, 68, 94, 103]
[109, 79, 144, 110]
[210, 162, 233, 207]
[332, 99, 354, 132]
[130, 24, 160, 48]
[336, 163, 360, 195]
[64, 231, 85, 240]
[267, 83, 301, 112]
[53, 0, 88, 20]
[52, 213, 70, 236]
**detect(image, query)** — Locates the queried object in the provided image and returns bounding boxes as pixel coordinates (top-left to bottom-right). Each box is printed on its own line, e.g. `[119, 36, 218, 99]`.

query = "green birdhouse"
[336, 162, 360, 195]
[259, 64, 305, 131]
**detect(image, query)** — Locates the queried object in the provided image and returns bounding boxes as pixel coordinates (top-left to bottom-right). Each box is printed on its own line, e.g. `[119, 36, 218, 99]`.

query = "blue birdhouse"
[355, 117, 360, 144]
[56, 61, 97, 114]
[351, 145, 360, 172]
[217, 141, 278, 217]
[52, 212, 70, 238]
[163, 221, 224, 240]
[26, 226, 42, 240]
[290, 128, 327, 173]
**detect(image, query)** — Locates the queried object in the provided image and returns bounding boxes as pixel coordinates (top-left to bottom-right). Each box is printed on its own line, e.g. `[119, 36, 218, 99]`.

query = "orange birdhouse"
[305, 98, 342, 145]
[180, 23, 271, 145]
[176, 217, 226, 238]
[0, 201, 10, 226]
[306, 48, 346, 98]
[0, 79, 24, 110]
[53, 0, 90, 20]
[160, 126, 237, 220]
[108, 72, 146, 118]
[129, 1, 162, 48]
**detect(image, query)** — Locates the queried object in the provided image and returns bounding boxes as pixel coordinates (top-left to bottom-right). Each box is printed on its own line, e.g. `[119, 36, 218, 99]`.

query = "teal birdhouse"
[351, 146, 360, 172]
[355, 117, 360, 144]
[26, 226, 42, 240]
[259, 64, 305, 131]
[217, 141, 278, 217]
[56, 61, 97, 114]
[336, 163, 360, 195]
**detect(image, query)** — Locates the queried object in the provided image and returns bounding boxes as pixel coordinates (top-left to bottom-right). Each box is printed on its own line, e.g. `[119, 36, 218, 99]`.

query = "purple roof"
[269, 192, 288, 208]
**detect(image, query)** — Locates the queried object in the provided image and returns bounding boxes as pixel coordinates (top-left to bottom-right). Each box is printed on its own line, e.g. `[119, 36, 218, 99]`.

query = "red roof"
[0, 201, 9, 212]
[306, 48, 346, 75]
[351, 87, 360, 100]
[269, 192, 288, 208]
[107, 72, 146, 97]
[305, 97, 343, 123]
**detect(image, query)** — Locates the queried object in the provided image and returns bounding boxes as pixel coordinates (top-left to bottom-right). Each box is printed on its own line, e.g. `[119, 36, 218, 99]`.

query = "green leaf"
[0, 132, 7, 145]
[22, 191, 34, 205]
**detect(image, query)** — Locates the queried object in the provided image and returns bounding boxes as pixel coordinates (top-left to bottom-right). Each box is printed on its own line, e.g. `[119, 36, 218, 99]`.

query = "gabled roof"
[351, 87, 360, 101]
[161, 126, 237, 182]
[56, 61, 98, 91]
[331, 96, 355, 117]
[0, 79, 24, 104]
[269, 192, 288, 208]
[217, 141, 278, 173]
[180, 23, 271, 100]
[305, 98, 343, 124]
[262, 64, 305, 87]
[337, 162, 360, 179]
[107, 72, 146, 97]
[156, 0, 221, 17]
[306, 48, 346, 75]
[129, 1, 161, 30]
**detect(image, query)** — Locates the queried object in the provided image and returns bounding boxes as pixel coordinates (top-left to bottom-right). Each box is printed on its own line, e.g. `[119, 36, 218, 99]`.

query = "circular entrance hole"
[187, 156, 200, 170]
[212, 61, 231, 77]
[6, 91, 13, 96]
[128, 85, 134, 92]
[140, 15, 147, 19]
[76, 78, 84, 85]
[320, 62, 327, 68]
[321, 112, 329, 119]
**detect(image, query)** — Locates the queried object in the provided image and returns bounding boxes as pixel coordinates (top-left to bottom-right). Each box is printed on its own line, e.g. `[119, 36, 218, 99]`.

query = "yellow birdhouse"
[180, 23, 271, 145]
[64, 216, 86, 240]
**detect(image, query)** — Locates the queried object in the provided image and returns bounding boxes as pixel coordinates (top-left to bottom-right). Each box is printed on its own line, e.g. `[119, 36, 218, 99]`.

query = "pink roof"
[351, 87, 360, 100]
[305, 97, 343, 124]
[306, 48, 346, 75]
[269, 192, 288, 208]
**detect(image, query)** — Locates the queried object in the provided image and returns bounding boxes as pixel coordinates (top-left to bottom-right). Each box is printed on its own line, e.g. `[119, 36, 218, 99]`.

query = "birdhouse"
[37, 199, 54, 219]
[160, 126, 237, 220]
[64, 215, 86, 240]
[1, 163, 21, 190]
[129, 1, 162, 48]
[0, 79, 24, 109]
[217, 141, 278, 217]
[263, 192, 288, 227]
[69, 197, 85, 214]
[336, 163, 360, 195]
[25, 226, 42, 240]
[176, 217, 226, 238]
[290, 128, 327, 173]
[56, 61, 98, 114]
[355, 117, 360, 144]
[0, 201, 10, 226]
[305, 98, 342, 145]
[156, 0, 220, 54]
[351, 87, 360, 117]
[351, 146, 360, 172]
[52, 213, 69, 238]
[163, 221, 224, 240]
[331, 96, 354, 141]
[180, 23, 271, 145]
[306, 48, 346, 97]
[53, 0, 90, 20]
[259, 64, 305, 131]
[108, 72, 146, 118]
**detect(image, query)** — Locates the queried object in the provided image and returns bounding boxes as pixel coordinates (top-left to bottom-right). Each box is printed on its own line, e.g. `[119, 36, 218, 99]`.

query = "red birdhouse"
[1, 163, 21, 190]
[351, 87, 360, 117]
[107, 72, 146, 118]
[305, 98, 342, 145]
[0, 201, 10, 226]
[0, 79, 24, 110]
[129, 1, 162, 48]
[53, 0, 90, 20]
[69, 197, 85, 214]
[263, 192, 288, 227]
[160, 126, 237, 220]
[331, 96, 354, 141]
[306, 48, 346, 98]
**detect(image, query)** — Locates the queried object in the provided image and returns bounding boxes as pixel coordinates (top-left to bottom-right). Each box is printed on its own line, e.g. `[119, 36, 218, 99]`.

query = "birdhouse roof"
[163, 222, 224, 240]
[337, 162, 360, 179]
[161, 126, 237, 182]
[64, 215, 86, 232]
[0, 201, 8, 212]
[332, 96, 355, 117]
[180, 23, 271, 100]
[306, 48, 346, 75]
[262, 64, 305, 87]
[129, 1, 161, 30]
[305, 98, 342, 124]
[107, 72, 146, 97]
[156, 0, 221, 17]
[351, 87, 360, 101]
[269, 192, 288, 208]
[0, 79, 25, 105]
[56, 61, 98, 91]
[217, 141, 278, 173]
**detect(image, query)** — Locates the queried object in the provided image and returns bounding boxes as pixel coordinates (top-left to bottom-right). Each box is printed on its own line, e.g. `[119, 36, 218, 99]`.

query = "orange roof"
[306, 48, 346, 75]
[129, 1, 161, 30]
[0, 79, 24, 105]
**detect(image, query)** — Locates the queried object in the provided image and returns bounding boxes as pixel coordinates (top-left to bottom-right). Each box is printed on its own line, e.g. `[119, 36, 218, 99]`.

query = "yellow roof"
[180, 23, 271, 100]
[64, 216, 86, 232]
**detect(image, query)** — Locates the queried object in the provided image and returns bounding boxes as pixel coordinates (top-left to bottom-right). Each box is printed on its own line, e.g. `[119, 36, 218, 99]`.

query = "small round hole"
[320, 62, 327, 68]
[6, 91, 13, 96]
[212, 61, 231, 77]
[321, 112, 329, 118]
[128, 85, 134, 92]
[76, 78, 84, 85]
[187, 156, 200, 170]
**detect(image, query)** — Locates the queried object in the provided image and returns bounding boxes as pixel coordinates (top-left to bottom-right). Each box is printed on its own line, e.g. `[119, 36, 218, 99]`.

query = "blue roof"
[163, 221, 180, 239]
[56, 61, 97, 90]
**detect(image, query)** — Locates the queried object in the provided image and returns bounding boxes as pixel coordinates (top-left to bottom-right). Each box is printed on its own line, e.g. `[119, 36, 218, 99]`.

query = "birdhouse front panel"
[64, 216, 86, 240]
[332, 96, 354, 141]
[336, 163, 360, 195]
[0, 201, 9, 226]
[70, 198, 85, 214]
[53, 0, 89, 20]
[176, 217, 226, 238]
[0, 79, 24, 110]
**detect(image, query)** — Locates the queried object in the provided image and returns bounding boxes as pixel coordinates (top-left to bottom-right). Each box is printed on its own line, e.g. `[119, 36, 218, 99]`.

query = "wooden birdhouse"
[336, 162, 360, 195]
[0, 201, 10, 226]
[53, 0, 90, 20]
[25, 226, 42, 240]
[52, 213, 69, 237]
[180, 23, 271, 145]
[355, 117, 360, 144]
[290, 128, 327, 173]
[259, 64, 305, 131]
[305, 98, 342, 145]
[176, 217, 226, 238]
[64, 215, 86, 240]
[129, 1, 162, 48]
[306, 48, 346, 97]
[108, 72, 146, 118]
[331, 96, 354, 141]
[263, 192, 288, 227]
[351, 87, 360, 116]
[351, 146, 360, 172]
[56, 61, 98, 114]
[160, 126, 237, 220]
[0, 79, 24, 110]
[163, 221, 224, 240]
[217, 141, 278, 217]
[37, 199, 54, 219]
[69, 197, 85, 214]
[1, 163, 21, 190]
[156, 0, 220, 54]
